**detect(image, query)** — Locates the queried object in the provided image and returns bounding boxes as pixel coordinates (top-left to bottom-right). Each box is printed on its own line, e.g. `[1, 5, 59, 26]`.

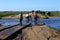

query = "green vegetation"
[44, 11, 60, 17]
[0, 11, 60, 18]
[44, 12, 47, 17]
[0, 11, 20, 18]
[21, 11, 29, 14]
[35, 11, 60, 17]
[51, 11, 60, 17]
[48, 26, 60, 31]
[0, 11, 30, 18]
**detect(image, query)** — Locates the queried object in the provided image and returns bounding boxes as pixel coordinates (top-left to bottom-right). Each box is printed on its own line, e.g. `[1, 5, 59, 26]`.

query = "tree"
[47, 12, 51, 16]
[41, 12, 45, 15]
[36, 10, 41, 13]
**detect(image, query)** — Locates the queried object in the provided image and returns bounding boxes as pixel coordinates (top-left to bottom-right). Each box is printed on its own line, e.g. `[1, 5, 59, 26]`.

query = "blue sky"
[0, 0, 60, 11]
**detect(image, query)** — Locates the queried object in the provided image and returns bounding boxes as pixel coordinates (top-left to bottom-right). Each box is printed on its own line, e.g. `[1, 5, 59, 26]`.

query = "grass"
[51, 12, 60, 17]
[0, 11, 30, 18]
[0, 11, 60, 18]
[0, 11, 20, 18]
[42, 11, 60, 18]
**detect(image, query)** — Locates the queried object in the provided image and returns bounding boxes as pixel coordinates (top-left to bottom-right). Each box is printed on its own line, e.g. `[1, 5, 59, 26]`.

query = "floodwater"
[22, 17, 60, 29]
[0, 18, 30, 26]
[0, 17, 60, 29]
[0, 19, 19, 26]
[40, 17, 60, 29]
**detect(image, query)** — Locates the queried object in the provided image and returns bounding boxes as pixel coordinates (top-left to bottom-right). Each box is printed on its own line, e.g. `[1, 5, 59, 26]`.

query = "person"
[29, 15, 32, 27]
[20, 12, 23, 26]
[26, 13, 32, 23]
[26, 14, 29, 23]
[34, 14, 39, 25]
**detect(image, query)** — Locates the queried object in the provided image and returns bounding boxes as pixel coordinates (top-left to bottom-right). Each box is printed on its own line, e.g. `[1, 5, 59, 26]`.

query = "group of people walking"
[20, 12, 39, 26]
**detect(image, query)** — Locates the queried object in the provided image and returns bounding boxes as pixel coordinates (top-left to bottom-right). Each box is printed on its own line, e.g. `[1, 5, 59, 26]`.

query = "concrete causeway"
[0, 23, 30, 40]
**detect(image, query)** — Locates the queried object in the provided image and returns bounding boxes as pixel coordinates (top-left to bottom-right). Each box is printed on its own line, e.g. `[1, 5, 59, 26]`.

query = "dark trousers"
[20, 19, 23, 26]
[35, 19, 37, 24]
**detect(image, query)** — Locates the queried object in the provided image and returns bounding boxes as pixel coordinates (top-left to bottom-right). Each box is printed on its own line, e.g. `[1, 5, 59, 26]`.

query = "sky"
[0, 0, 60, 11]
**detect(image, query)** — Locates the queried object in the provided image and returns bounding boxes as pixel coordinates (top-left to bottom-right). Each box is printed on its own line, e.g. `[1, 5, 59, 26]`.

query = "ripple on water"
[0, 17, 60, 29]
[41, 17, 60, 29]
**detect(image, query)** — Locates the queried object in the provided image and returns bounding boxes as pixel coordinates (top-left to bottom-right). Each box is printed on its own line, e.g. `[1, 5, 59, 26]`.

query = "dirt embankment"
[21, 25, 60, 40]
[2, 13, 47, 19]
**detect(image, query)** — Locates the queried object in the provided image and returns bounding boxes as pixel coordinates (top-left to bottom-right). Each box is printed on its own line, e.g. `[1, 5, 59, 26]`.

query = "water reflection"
[0, 19, 19, 26]
[0, 18, 41, 26]
[0, 17, 60, 29]
[40, 17, 60, 29]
